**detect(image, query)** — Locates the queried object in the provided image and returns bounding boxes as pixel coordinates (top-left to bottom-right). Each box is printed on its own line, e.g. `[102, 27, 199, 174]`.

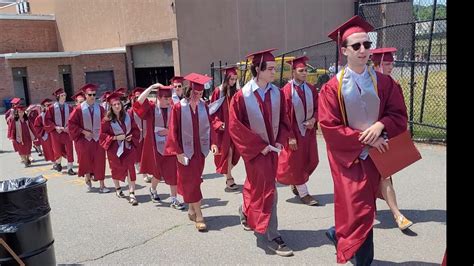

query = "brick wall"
[0, 53, 127, 108]
[0, 19, 58, 53]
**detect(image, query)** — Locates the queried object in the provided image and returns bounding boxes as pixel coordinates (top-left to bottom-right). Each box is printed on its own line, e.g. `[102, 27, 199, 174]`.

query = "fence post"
[419, 0, 437, 123]
[409, 21, 417, 137]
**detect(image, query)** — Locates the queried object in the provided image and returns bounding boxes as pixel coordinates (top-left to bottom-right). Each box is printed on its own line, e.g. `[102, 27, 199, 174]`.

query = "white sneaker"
[99, 187, 111, 193]
[85, 179, 92, 192]
[143, 175, 152, 183]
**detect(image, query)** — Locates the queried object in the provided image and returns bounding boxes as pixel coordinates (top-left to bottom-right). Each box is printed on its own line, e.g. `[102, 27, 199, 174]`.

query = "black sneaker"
[238, 205, 252, 231]
[149, 188, 161, 202]
[55, 164, 62, 172]
[170, 199, 185, 210]
[67, 169, 77, 175]
[116, 188, 126, 198]
[268, 237, 294, 257]
[290, 185, 299, 196]
[325, 226, 337, 248]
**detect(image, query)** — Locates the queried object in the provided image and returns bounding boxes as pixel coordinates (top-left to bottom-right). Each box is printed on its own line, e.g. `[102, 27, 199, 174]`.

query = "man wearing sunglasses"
[44, 88, 76, 175]
[319, 16, 407, 265]
[170, 76, 184, 104]
[68, 84, 110, 193]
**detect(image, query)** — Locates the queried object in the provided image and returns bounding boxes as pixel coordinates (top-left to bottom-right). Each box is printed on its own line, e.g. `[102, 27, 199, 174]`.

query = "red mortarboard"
[130, 87, 145, 99]
[114, 87, 127, 95]
[52, 88, 65, 97]
[286, 56, 309, 69]
[157, 85, 173, 97]
[100, 91, 112, 101]
[40, 98, 53, 106]
[222, 66, 238, 77]
[10, 98, 21, 104]
[328, 15, 374, 45]
[246, 48, 277, 66]
[106, 92, 123, 103]
[14, 104, 27, 111]
[184, 73, 213, 92]
[170, 76, 184, 84]
[371, 47, 397, 63]
[71, 91, 85, 101]
[81, 83, 98, 93]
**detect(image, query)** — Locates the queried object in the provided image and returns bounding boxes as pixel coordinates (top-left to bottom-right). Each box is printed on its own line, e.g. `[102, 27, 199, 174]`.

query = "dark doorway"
[12, 67, 30, 105]
[135, 67, 174, 88]
[85, 71, 116, 99]
[59, 65, 73, 101]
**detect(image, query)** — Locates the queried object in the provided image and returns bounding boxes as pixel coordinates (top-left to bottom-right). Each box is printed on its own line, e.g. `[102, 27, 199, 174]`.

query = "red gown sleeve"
[164, 103, 184, 155]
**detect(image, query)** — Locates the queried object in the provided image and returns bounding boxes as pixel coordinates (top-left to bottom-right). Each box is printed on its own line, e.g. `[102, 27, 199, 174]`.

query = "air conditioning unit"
[16, 0, 30, 14]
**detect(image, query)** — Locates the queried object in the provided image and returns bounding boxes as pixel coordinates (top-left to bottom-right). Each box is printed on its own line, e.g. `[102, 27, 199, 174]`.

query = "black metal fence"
[210, 0, 446, 143]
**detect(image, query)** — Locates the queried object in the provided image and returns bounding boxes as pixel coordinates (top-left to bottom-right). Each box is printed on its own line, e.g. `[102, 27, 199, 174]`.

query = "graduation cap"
[286, 56, 309, 69]
[170, 76, 184, 84]
[114, 87, 128, 95]
[246, 48, 277, 66]
[81, 83, 98, 94]
[129, 87, 145, 99]
[371, 47, 397, 64]
[184, 73, 212, 92]
[328, 15, 374, 44]
[71, 91, 85, 102]
[52, 88, 65, 97]
[106, 92, 123, 103]
[40, 98, 53, 106]
[221, 66, 238, 77]
[14, 104, 27, 111]
[100, 91, 112, 101]
[10, 97, 21, 105]
[157, 85, 174, 97]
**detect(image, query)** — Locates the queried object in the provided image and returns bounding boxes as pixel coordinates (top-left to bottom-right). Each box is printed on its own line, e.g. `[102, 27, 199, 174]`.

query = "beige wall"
[47, 0, 177, 52]
[175, 0, 355, 75]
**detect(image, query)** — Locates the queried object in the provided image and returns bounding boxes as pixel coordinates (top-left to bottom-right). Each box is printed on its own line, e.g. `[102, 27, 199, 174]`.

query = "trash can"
[3, 98, 12, 111]
[0, 176, 56, 266]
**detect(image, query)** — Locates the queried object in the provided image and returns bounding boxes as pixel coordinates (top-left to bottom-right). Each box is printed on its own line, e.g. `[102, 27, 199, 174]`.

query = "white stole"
[291, 80, 314, 137]
[110, 113, 132, 157]
[53, 102, 69, 128]
[180, 99, 210, 159]
[133, 111, 146, 142]
[338, 66, 379, 159]
[242, 79, 280, 144]
[80, 101, 101, 141]
[153, 103, 171, 155]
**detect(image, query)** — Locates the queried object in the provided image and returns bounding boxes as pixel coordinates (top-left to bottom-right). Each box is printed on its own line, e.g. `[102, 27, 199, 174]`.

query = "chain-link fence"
[210, 0, 446, 143]
[359, 0, 446, 143]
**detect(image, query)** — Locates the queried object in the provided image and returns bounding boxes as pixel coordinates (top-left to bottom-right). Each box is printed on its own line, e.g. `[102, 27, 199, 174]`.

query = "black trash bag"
[0, 176, 51, 231]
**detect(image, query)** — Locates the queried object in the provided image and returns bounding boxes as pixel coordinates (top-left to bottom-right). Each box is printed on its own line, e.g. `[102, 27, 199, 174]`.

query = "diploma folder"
[368, 131, 422, 178]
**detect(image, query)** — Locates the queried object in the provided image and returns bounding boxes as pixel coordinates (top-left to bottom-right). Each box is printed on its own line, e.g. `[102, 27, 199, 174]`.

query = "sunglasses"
[346, 41, 372, 51]
[175, 85, 182, 88]
[87, 93, 96, 96]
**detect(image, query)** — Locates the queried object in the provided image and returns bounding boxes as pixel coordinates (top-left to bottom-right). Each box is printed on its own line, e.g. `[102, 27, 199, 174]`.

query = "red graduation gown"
[8, 118, 33, 156]
[276, 82, 319, 185]
[127, 109, 145, 165]
[318, 72, 407, 264]
[99, 115, 140, 182]
[132, 100, 177, 185]
[228, 89, 291, 234]
[34, 113, 55, 162]
[68, 104, 106, 180]
[44, 103, 74, 162]
[165, 102, 211, 203]
[210, 87, 241, 174]
[28, 110, 41, 146]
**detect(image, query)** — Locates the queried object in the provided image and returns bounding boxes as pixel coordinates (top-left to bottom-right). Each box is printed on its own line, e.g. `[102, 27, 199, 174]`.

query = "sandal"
[188, 213, 196, 222]
[225, 178, 239, 192]
[195, 219, 207, 231]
